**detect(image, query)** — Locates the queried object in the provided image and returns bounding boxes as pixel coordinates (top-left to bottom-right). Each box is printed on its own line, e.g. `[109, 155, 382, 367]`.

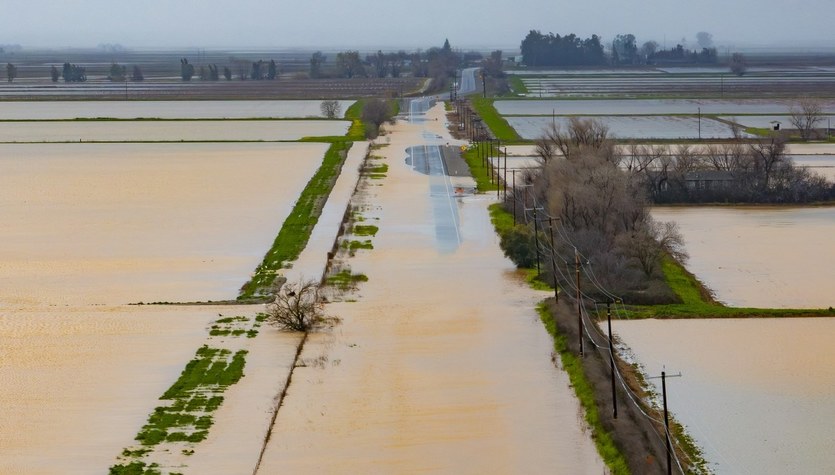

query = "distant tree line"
[520, 30, 720, 67]
[307, 39, 466, 91]
[520, 31, 606, 67]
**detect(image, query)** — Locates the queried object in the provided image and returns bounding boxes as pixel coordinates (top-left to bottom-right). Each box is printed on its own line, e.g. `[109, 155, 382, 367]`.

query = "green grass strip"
[239, 140, 353, 299]
[470, 97, 522, 142]
[625, 257, 835, 318]
[537, 303, 630, 474]
[462, 146, 500, 193]
[508, 76, 529, 95]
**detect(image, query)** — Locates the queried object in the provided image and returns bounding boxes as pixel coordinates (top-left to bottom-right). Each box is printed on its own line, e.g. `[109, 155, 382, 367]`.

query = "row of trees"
[498, 117, 834, 301]
[534, 118, 834, 205]
[500, 118, 687, 303]
[309, 39, 462, 85]
[521, 30, 723, 68]
[520, 31, 606, 67]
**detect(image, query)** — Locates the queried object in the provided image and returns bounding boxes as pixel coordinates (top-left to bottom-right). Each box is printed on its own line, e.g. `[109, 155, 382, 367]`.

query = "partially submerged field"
[0, 100, 359, 473]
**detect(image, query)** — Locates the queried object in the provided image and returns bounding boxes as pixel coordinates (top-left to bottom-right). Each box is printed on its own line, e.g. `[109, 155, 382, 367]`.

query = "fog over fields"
[1, 0, 834, 49]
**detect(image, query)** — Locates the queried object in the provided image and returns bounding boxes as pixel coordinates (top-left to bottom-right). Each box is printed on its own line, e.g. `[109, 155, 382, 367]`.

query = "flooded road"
[652, 206, 835, 308]
[258, 103, 604, 473]
[613, 318, 835, 475]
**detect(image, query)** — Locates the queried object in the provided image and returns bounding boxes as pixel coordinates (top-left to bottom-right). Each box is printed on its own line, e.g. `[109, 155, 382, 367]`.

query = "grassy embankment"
[238, 101, 367, 300]
[627, 257, 835, 318]
[488, 202, 707, 473]
[468, 97, 522, 142]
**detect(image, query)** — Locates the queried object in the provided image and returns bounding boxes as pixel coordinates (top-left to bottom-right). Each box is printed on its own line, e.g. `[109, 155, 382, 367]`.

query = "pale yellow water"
[0, 140, 329, 473]
[613, 318, 835, 475]
[0, 120, 349, 142]
[0, 142, 326, 305]
[653, 206, 835, 308]
[258, 104, 605, 474]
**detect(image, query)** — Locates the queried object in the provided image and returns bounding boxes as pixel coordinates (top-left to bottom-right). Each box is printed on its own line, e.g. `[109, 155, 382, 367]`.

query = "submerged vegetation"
[111, 314, 264, 473]
[239, 140, 353, 299]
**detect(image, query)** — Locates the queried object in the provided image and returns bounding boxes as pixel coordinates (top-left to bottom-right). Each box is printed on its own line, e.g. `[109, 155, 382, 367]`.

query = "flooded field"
[0, 119, 348, 142]
[652, 206, 835, 308]
[791, 154, 835, 180]
[0, 305, 230, 475]
[508, 115, 736, 140]
[515, 73, 835, 97]
[258, 103, 604, 473]
[0, 100, 355, 120]
[495, 99, 835, 116]
[612, 318, 835, 475]
[0, 142, 326, 305]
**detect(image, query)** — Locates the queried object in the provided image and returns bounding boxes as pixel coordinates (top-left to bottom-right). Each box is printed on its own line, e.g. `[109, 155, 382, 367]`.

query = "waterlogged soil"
[0, 100, 356, 120]
[652, 206, 835, 309]
[0, 142, 325, 305]
[613, 317, 835, 475]
[258, 104, 604, 473]
[495, 98, 835, 116]
[0, 305, 226, 475]
[0, 119, 349, 142]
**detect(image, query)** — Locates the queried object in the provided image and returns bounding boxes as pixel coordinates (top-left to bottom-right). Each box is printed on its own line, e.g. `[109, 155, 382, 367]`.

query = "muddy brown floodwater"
[652, 206, 835, 308]
[0, 139, 329, 473]
[257, 104, 604, 473]
[613, 318, 835, 475]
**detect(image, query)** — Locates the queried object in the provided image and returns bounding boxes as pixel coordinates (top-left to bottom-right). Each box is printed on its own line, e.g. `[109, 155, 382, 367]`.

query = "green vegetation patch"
[326, 269, 369, 291]
[508, 76, 529, 95]
[462, 146, 500, 193]
[240, 141, 353, 299]
[537, 304, 630, 474]
[625, 256, 835, 318]
[470, 97, 522, 142]
[352, 225, 379, 237]
[112, 339, 251, 472]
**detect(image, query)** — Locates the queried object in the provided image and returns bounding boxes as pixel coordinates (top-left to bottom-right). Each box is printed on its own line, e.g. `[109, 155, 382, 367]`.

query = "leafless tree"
[320, 100, 342, 119]
[621, 220, 688, 277]
[789, 97, 823, 141]
[730, 53, 746, 76]
[696, 31, 714, 49]
[266, 279, 335, 332]
[749, 136, 787, 190]
[535, 118, 613, 161]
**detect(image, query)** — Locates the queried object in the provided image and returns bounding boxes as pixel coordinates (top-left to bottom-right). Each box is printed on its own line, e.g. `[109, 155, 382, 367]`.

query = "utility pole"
[482, 70, 486, 98]
[533, 207, 540, 274]
[648, 370, 682, 475]
[606, 301, 617, 419]
[503, 148, 508, 200]
[575, 249, 583, 357]
[547, 218, 559, 301]
[698, 107, 701, 140]
[511, 170, 517, 226]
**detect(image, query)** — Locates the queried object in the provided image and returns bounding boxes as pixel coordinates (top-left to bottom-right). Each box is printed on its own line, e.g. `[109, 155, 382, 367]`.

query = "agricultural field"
[507, 115, 738, 140]
[0, 97, 362, 473]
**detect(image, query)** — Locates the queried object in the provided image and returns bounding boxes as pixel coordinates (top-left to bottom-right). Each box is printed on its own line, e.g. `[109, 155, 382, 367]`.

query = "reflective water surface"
[613, 318, 835, 475]
[652, 206, 835, 309]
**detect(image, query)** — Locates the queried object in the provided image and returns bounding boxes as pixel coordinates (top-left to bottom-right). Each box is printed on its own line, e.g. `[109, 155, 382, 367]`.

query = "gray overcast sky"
[2, 0, 834, 50]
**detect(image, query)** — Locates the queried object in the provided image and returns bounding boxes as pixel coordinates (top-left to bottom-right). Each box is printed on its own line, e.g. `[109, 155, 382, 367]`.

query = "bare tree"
[789, 97, 823, 140]
[361, 99, 395, 139]
[621, 220, 688, 277]
[535, 118, 613, 161]
[730, 53, 746, 76]
[320, 100, 342, 119]
[749, 136, 787, 190]
[696, 31, 714, 49]
[265, 279, 335, 332]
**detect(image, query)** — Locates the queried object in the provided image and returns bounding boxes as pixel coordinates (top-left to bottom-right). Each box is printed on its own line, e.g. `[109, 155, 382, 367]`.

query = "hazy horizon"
[2, 0, 834, 51]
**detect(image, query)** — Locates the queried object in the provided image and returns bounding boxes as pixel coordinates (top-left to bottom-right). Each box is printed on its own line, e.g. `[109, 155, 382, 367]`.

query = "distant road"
[457, 67, 479, 96]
